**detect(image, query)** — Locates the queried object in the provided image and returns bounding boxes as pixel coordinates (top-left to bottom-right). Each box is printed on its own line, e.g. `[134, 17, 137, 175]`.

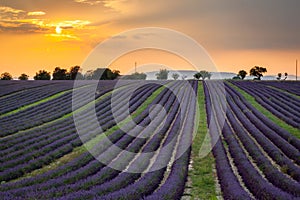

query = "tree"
[123, 72, 147, 80]
[284, 72, 288, 80]
[52, 67, 68, 80]
[276, 73, 282, 80]
[232, 76, 241, 80]
[84, 68, 120, 80]
[249, 66, 267, 80]
[238, 70, 247, 80]
[172, 73, 179, 80]
[194, 70, 212, 80]
[18, 73, 29, 80]
[193, 72, 201, 80]
[181, 75, 187, 80]
[69, 66, 83, 80]
[84, 70, 93, 80]
[156, 69, 169, 80]
[0, 72, 13, 80]
[34, 70, 51, 80]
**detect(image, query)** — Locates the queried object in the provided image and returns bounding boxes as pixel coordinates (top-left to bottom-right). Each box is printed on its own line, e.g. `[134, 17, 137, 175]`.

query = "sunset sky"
[0, 0, 299, 78]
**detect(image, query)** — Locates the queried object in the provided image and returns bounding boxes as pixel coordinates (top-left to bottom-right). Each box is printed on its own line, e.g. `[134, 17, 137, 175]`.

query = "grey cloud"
[0, 21, 49, 33]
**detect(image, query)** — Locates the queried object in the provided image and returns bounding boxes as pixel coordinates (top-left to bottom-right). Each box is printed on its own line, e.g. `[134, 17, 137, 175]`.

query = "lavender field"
[0, 80, 299, 200]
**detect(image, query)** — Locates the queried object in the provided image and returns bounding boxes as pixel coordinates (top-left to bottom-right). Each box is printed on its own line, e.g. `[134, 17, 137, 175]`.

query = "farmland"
[0, 80, 299, 200]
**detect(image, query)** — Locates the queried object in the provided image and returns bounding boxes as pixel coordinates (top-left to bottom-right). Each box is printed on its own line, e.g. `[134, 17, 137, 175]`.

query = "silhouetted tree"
[84, 68, 120, 80]
[171, 73, 179, 80]
[232, 76, 241, 80]
[277, 73, 282, 80]
[284, 72, 288, 80]
[249, 66, 267, 80]
[194, 70, 211, 80]
[52, 67, 68, 80]
[84, 70, 93, 80]
[156, 69, 169, 80]
[194, 72, 201, 80]
[0, 72, 13, 80]
[181, 75, 187, 80]
[34, 70, 51, 80]
[69, 66, 83, 80]
[18, 73, 29, 80]
[238, 70, 247, 80]
[123, 72, 147, 80]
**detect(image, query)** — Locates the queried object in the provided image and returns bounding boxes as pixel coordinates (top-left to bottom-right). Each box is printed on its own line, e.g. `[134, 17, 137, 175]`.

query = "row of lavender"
[204, 80, 300, 199]
[230, 80, 300, 129]
[261, 81, 300, 96]
[0, 81, 160, 182]
[0, 80, 136, 137]
[0, 80, 198, 199]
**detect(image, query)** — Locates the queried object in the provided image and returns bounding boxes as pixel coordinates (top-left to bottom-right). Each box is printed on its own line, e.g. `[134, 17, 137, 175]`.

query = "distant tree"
[194, 70, 211, 80]
[84, 70, 93, 80]
[18, 73, 29, 80]
[172, 73, 179, 80]
[123, 72, 147, 80]
[84, 68, 120, 80]
[193, 72, 201, 80]
[249, 66, 267, 80]
[52, 67, 68, 80]
[276, 73, 282, 80]
[232, 76, 241, 80]
[156, 69, 169, 80]
[238, 70, 247, 80]
[34, 70, 51, 80]
[69, 66, 83, 80]
[284, 72, 288, 80]
[181, 75, 187, 80]
[0, 72, 13, 80]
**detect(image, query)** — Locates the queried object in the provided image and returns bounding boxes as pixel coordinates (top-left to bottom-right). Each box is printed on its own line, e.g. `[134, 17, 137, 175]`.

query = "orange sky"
[0, 1, 299, 78]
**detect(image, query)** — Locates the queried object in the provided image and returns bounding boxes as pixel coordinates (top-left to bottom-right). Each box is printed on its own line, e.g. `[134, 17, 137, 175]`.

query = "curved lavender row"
[0, 81, 58, 97]
[235, 81, 300, 106]
[85, 83, 184, 195]
[49, 81, 190, 199]
[225, 96, 300, 194]
[28, 85, 180, 199]
[0, 82, 175, 194]
[260, 81, 300, 96]
[210, 81, 299, 198]
[0, 84, 160, 182]
[0, 92, 86, 136]
[231, 81, 300, 128]
[204, 81, 253, 200]
[221, 120, 296, 199]
[0, 83, 149, 156]
[105, 81, 197, 199]
[226, 93, 300, 181]
[231, 81, 300, 114]
[2, 82, 179, 198]
[0, 80, 138, 137]
[0, 82, 137, 148]
[250, 89, 300, 122]
[225, 82, 300, 150]
[224, 86, 300, 164]
[143, 82, 197, 200]
[0, 83, 76, 114]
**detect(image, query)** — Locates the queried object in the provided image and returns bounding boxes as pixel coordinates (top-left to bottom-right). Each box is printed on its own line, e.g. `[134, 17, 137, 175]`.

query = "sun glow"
[55, 26, 62, 34]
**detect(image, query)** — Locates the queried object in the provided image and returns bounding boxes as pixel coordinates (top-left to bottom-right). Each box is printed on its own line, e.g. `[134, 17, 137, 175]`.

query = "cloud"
[0, 6, 24, 14]
[27, 11, 46, 16]
[74, 0, 102, 6]
[0, 20, 48, 33]
[45, 33, 80, 41]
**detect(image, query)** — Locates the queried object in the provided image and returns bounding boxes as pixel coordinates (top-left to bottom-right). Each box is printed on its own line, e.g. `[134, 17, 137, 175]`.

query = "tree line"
[0, 66, 121, 81]
[1, 65, 285, 81]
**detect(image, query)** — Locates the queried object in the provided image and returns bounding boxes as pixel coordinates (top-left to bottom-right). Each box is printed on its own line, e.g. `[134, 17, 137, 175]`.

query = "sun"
[55, 26, 62, 34]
